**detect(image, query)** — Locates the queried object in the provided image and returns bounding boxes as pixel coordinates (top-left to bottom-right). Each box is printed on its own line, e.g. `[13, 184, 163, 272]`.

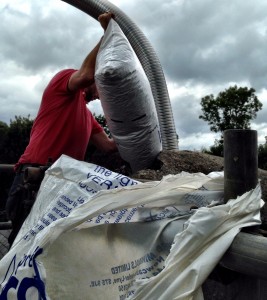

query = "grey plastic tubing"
[62, 0, 178, 150]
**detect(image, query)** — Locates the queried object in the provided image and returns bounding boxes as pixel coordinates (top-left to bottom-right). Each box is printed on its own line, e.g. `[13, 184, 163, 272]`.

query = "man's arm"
[68, 12, 114, 92]
[90, 131, 118, 153]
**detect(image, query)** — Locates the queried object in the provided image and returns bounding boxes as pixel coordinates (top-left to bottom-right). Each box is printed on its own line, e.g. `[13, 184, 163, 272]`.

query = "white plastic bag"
[0, 155, 263, 299]
[95, 20, 162, 173]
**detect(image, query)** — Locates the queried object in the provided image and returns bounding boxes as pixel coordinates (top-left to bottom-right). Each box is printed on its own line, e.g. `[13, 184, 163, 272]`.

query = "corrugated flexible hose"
[61, 0, 178, 150]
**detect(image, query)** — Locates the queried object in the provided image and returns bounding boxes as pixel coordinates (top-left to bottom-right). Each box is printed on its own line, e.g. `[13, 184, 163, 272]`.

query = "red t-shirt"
[17, 69, 103, 167]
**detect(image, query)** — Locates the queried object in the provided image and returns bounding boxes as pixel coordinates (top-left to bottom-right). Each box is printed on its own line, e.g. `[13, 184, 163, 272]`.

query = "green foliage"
[258, 140, 267, 170]
[0, 121, 8, 154]
[0, 115, 34, 164]
[93, 113, 110, 136]
[201, 139, 224, 157]
[199, 86, 262, 134]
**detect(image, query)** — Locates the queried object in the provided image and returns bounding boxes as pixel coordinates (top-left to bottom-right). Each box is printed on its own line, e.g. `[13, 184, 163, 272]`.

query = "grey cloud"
[171, 93, 208, 135]
[255, 106, 267, 125]
[0, 3, 101, 73]
[128, 0, 267, 91]
[1, 0, 267, 150]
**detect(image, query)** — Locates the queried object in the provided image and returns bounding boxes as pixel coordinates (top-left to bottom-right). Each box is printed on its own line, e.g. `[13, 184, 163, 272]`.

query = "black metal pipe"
[0, 222, 12, 230]
[221, 232, 267, 280]
[0, 164, 15, 175]
[224, 129, 258, 202]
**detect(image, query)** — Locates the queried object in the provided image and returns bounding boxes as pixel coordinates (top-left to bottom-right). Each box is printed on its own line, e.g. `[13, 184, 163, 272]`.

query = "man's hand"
[98, 12, 114, 31]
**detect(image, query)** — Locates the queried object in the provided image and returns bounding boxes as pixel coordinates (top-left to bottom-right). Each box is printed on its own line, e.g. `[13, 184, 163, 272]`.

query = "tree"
[199, 86, 262, 156]
[199, 86, 262, 134]
[258, 137, 267, 170]
[0, 121, 9, 161]
[202, 138, 224, 157]
[0, 115, 34, 164]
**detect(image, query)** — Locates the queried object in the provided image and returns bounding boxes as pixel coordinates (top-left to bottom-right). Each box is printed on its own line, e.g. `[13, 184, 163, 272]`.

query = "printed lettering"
[114, 209, 128, 224]
[41, 218, 50, 226]
[102, 279, 112, 285]
[94, 166, 112, 177]
[56, 200, 72, 213]
[119, 177, 130, 186]
[100, 180, 113, 189]
[52, 207, 61, 214]
[0, 247, 46, 299]
[47, 213, 57, 222]
[90, 280, 101, 287]
[111, 263, 131, 274]
[79, 181, 97, 194]
[60, 195, 73, 205]
[77, 197, 85, 204]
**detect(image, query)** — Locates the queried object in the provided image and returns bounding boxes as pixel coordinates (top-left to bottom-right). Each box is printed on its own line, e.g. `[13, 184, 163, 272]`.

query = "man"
[6, 12, 116, 247]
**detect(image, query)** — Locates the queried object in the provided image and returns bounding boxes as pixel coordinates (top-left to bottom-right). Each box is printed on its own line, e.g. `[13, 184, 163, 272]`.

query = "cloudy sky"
[1, 0, 267, 150]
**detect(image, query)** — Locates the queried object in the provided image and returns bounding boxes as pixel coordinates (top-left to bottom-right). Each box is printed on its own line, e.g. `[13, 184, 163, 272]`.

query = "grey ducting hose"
[61, 0, 178, 150]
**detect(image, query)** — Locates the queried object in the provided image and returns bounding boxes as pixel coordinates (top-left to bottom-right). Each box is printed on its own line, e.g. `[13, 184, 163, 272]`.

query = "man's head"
[83, 82, 99, 103]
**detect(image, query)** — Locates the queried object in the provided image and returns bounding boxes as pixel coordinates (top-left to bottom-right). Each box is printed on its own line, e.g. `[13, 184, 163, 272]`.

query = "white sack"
[0, 155, 263, 300]
[95, 20, 162, 173]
